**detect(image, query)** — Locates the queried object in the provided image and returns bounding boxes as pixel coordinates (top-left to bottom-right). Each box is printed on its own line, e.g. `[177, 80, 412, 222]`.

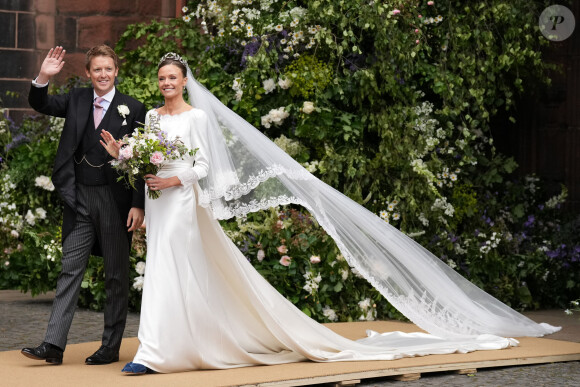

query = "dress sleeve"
[176, 110, 209, 186]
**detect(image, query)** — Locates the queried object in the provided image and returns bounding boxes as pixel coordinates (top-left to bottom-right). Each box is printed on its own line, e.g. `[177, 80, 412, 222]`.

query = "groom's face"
[85, 55, 118, 96]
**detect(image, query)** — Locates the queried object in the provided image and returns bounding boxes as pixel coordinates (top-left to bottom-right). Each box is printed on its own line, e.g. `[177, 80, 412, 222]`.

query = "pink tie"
[94, 97, 105, 128]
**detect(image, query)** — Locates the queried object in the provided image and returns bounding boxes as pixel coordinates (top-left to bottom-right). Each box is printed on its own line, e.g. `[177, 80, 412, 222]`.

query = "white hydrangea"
[289, 7, 308, 19]
[431, 197, 455, 217]
[133, 275, 144, 291]
[261, 107, 289, 128]
[263, 78, 276, 94]
[135, 261, 146, 275]
[339, 268, 349, 281]
[35, 208, 47, 220]
[358, 298, 371, 310]
[25, 210, 36, 226]
[35, 175, 55, 191]
[322, 305, 338, 322]
[358, 298, 376, 321]
[302, 160, 319, 173]
[235, 90, 243, 101]
[232, 77, 243, 91]
[303, 271, 322, 294]
[274, 134, 301, 156]
[278, 77, 292, 89]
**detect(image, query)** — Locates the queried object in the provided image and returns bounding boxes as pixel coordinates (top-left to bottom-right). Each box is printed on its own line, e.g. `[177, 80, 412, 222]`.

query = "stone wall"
[0, 0, 181, 121]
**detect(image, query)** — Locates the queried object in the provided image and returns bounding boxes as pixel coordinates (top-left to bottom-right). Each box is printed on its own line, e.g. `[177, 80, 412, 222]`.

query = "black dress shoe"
[21, 342, 63, 365]
[85, 345, 119, 365]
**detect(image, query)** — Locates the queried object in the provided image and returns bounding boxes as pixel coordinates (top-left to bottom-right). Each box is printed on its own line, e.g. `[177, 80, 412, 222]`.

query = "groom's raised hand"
[36, 46, 66, 84]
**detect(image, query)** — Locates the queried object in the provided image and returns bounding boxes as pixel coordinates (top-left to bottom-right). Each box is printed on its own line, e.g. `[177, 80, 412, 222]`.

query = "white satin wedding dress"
[131, 109, 518, 373]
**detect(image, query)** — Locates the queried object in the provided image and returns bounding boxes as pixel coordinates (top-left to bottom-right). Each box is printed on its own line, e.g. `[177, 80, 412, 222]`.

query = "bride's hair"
[158, 52, 187, 77]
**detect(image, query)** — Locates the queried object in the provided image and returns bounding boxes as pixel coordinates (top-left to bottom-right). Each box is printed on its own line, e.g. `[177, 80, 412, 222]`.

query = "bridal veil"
[184, 64, 560, 340]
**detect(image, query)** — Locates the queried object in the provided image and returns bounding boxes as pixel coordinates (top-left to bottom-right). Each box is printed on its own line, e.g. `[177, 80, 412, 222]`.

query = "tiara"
[158, 52, 188, 67]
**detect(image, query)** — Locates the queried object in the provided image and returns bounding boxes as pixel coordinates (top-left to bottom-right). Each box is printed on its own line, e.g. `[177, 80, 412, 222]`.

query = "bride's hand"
[100, 130, 122, 159]
[144, 174, 181, 191]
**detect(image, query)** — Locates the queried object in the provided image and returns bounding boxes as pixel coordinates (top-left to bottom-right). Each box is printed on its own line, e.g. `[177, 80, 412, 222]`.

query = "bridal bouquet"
[110, 113, 197, 199]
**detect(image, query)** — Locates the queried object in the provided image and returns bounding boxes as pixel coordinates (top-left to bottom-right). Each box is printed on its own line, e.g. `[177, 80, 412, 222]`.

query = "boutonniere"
[118, 104, 130, 126]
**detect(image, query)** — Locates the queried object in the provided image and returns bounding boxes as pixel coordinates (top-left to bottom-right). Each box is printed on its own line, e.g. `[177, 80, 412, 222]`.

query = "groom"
[21, 45, 146, 365]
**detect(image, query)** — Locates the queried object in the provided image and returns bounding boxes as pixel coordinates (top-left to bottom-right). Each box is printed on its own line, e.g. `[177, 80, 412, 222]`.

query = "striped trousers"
[44, 184, 130, 351]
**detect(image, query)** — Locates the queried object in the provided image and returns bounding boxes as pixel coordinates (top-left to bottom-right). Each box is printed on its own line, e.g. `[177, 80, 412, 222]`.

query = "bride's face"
[158, 64, 187, 99]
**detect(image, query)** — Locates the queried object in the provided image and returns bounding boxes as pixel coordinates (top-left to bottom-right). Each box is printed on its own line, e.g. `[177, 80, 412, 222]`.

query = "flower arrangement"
[110, 113, 198, 199]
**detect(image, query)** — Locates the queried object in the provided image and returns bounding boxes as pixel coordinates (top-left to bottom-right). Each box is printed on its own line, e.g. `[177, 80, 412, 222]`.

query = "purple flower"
[241, 38, 262, 67]
[524, 215, 535, 228]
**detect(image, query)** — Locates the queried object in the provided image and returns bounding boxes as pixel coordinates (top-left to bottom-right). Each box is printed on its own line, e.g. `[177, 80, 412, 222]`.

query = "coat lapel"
[106, 92, 125, 140]
[76, 90, 93, 145]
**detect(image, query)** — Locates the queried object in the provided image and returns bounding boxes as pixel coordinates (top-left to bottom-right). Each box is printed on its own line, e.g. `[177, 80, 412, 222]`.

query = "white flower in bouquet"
[35, 175, 55, 191]
[135, 261, 146, 275]
[10, 230, 19, 238]
[257, 249, 265, 262]
[108, 113, 197, 199]
[302, 101, 315, 114]
[263, 78, 276, 94]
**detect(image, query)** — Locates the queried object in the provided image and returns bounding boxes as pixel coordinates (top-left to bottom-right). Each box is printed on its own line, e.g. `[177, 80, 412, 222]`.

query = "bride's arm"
[176, 110, 209, 185]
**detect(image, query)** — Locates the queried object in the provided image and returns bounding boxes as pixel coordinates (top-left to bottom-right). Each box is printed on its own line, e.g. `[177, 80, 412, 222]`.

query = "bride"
[101, 53, 559, 374]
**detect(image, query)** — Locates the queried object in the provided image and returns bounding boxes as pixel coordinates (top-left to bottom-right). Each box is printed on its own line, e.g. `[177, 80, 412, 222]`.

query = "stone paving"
[1, 290, 579, 386]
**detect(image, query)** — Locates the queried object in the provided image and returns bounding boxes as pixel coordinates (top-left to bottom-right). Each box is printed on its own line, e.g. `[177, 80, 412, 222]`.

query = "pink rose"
[310, 255, 321, 264]
[428, 1, 434, 5]
[279, 255, 292, 266]
[150, 151, 165, 165]
[277, 245, 288, 254]
[392, 9, 401, 15]
[119, 145, 133, 160]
